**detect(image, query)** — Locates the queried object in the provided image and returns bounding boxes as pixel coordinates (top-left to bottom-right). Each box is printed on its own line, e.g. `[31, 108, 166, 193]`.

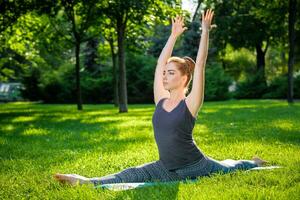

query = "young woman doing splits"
[54, 9, 267, 186]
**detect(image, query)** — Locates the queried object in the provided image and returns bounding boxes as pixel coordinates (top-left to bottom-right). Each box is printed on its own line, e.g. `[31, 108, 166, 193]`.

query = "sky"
[182, 0, 197, 15]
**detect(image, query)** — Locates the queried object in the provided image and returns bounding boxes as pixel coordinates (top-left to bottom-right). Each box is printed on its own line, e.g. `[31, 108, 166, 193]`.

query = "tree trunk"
[287, 0, 296, 103]
[117, 20, 128, 112]
[192, 0, 202, 22]
[109, 37, 119, 107]
[255, 43, 267, 85]
[75, 41, 83, 110]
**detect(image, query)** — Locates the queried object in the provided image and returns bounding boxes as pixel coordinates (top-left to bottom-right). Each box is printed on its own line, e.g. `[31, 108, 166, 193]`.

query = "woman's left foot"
[252, 156, 269, 167]
[53, 173, 90, 186]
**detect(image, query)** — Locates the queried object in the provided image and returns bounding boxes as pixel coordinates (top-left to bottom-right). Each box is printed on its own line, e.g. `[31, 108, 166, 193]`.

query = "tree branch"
[49, 18, 74, 44]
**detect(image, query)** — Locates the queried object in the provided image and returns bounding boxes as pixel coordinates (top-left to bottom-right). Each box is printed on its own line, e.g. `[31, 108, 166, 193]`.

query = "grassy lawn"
[0, 99, 299, 199]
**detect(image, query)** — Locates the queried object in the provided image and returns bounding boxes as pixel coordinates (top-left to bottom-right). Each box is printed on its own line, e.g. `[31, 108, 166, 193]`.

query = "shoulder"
[155, 96, 168, 106]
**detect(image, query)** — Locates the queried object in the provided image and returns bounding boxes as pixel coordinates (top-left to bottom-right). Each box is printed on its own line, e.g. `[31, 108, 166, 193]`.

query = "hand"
[201, 9, 215, 32]
[171, 15, 188, 38]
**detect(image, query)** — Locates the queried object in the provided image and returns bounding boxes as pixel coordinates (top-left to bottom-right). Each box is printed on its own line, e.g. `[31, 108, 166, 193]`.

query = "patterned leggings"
[89, 155, 258, 186]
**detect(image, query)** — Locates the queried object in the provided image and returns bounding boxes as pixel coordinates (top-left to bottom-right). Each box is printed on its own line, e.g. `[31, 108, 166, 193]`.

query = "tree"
[210, 0, 288, 88]
[0, 0, 57, 82]
[287, 0, 297, 103]
[0, 0, 57, 33]
[99, 17, 119, 107]
[49, 0, 103, 110]
[101, 0, 182, 112]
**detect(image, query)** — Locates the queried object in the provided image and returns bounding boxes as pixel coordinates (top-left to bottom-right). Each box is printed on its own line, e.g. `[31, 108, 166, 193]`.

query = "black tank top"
[152, 97, 204, 170]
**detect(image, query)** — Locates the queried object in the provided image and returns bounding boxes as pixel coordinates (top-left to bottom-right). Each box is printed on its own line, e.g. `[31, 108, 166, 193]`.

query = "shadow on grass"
[0, 106, 154, 168]
[196, 104, 300, 146]
[1, 102, 299, 159]
[0, 101, 299, 194]
[113, 182, 181, 200]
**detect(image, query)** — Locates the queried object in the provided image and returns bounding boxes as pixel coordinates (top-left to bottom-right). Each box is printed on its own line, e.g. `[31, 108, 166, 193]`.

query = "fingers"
[204, 9, 214, 21]
[173, 15, 184, 23]
[172, 15, 186, 30]
[201, 9, 214, 21]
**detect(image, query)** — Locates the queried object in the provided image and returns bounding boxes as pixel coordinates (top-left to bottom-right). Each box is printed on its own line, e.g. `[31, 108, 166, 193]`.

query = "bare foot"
[53, 173, 90, 186]
[252, 156, 268, 167]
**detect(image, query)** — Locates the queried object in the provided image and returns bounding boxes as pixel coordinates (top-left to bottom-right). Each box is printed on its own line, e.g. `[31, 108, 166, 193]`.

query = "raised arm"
[153, 16, 188, 105]
[186, 9, 214, 117]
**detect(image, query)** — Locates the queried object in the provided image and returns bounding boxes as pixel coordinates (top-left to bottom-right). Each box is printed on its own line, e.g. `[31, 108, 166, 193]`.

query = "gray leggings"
[89, 155, 258, 186]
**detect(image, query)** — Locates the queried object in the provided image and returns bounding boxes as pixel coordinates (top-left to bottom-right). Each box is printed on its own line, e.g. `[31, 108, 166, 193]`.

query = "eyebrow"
[163, 70, 176, 72]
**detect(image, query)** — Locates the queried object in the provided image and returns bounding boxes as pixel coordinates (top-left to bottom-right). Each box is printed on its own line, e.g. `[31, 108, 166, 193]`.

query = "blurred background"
[0, 0, 299, 110]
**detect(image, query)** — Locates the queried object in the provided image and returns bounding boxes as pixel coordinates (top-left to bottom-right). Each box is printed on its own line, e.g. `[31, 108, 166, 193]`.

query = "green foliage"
[0, 0, 57, 33]
[21, 67, 42, 101]
[204, 63, 233, 101]
[81, 71, 113, 103]
[222, 45, 256, 81]
[181, 20, 201, 60]
[147, 24, 171, 58]
[38, 63, 75, 103]
[235, 70, 300, 100]
[263, 75, 288, 99]
[1, 0, 298, 105]
[234, 69, 268, 99]
[211, 0, 288, 51]
[263, 74, 300, 99]
[126, 52, 156, 103]
[33, 62, 113, 104]
[295, 74, 300, 98]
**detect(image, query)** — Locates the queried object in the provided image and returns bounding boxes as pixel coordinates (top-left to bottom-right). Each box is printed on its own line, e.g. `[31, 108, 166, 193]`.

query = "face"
[163, 62, 187, 91]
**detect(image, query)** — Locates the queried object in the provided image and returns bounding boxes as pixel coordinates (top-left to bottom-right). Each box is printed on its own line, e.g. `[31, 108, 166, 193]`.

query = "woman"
[54, 9, 267, 186]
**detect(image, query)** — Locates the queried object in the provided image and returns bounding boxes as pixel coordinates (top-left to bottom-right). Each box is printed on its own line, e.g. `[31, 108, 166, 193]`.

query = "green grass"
[0, 99, 299, 199]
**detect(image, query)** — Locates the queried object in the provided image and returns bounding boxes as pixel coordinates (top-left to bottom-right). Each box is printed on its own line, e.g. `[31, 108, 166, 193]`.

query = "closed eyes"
[163, 70, 175, 75]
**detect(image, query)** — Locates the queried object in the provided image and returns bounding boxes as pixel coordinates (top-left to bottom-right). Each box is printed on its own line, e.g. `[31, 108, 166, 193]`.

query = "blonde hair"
[167, 56, 195, 94]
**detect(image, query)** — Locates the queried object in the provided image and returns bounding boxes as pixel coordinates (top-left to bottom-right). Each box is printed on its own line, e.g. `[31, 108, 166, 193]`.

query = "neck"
[168, 88, 185, 102]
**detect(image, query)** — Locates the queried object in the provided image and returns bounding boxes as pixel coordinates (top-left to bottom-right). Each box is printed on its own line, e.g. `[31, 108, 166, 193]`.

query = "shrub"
[204, 63, 233, 101]
[263, 73, 300, 99]
[234, 69, 268, 99]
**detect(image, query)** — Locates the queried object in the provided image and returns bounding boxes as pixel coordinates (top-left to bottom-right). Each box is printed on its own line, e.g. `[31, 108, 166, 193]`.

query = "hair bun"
[182, 56, 195, 73]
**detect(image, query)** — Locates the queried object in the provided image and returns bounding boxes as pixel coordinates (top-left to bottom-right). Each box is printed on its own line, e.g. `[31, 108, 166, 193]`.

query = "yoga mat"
[95, 179, 197, 191]
[95, 165, 282, 191]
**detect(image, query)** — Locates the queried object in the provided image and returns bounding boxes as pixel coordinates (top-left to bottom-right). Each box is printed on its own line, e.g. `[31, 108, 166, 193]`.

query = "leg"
[207, 156, 259, 174]
[54, 160, 180, 186]
[89, 160, 181, 186]
[173, 155, 261, 180]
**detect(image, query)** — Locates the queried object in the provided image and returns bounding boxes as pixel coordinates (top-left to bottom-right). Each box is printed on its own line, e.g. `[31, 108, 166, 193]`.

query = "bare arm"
[186, 9, 214, 117]
[154, 16, 188, 104]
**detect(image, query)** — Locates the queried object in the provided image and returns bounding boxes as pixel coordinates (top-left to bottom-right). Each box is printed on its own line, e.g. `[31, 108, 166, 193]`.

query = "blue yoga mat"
[94, 165, 282, 191]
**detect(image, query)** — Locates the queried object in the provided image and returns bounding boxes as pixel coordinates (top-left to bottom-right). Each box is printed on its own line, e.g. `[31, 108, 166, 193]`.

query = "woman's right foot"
[53, 173, 91, 186]
[252, 156, 268, 167]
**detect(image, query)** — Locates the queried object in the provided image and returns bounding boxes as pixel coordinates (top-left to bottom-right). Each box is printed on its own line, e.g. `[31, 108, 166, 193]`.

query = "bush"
[21, 67, 42, 101]
[81, 71, 113, 103]
[234, 69, 268, 99]
[38, 63, 75, 103]
[263, 75, 287, 99]
[295, 74, 300, 98]
[263, 73, 300, 99]
[204, 63, 233, 101]
[37, 62, 113, 104]
[126, 52, 156, 103]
